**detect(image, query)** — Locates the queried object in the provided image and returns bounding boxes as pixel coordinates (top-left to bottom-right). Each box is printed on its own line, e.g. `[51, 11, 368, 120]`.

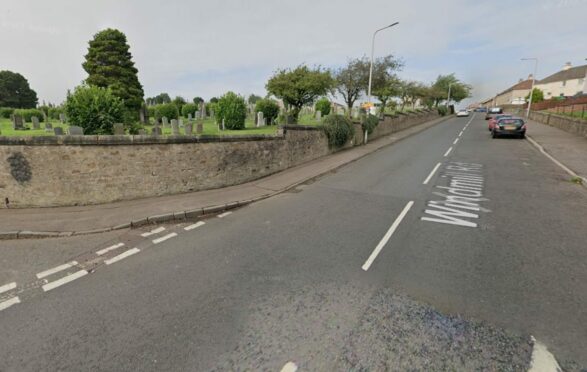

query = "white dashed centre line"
[42, 270, 88, 292]
[184, 221, 205, 231]
[443, 147, 453, 157]
[141, 226, 166, 237]
[362, 201, 414, 271]
[423, 162, 442, 185]
[96, 242, 125, 256]
[218, 211, 232, 218]
[153, 232, 178, 244]
[453, 138, 459, 145]
[458, 131, 464, 137]
[36, 261, 79, 279]
[104, 247, 140, 265]
[0, 282, 17, 295]
[280, 362, 298, 372]
[0, 297, 21, 312]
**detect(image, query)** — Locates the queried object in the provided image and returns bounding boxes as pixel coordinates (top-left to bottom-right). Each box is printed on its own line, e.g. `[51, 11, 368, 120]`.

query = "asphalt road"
[0, 114, 586, 371]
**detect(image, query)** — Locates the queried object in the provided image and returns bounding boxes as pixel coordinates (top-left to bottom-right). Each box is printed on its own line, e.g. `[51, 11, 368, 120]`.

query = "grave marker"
[31, 116, 40, 129]
[113, 123, 125, 135]
[257, 111, 264, 127]
[162, 116, 169, 127]
[12, 114, 24, 130]
[185, 123, 193, 135]
[53, 127, 64, 135]
[171, 120, 180, 135]
[68, 126, 84, 135]
[196, 122, 203, 134]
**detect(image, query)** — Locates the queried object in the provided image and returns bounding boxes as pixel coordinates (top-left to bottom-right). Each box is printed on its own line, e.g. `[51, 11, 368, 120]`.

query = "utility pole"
[367, 22, 399, 109]
[521, 57, 538, 118]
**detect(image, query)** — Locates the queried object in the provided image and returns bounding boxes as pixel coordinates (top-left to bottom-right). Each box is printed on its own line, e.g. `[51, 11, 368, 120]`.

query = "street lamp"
[367, 22, 399, 107]
[521, 57, 538, 118]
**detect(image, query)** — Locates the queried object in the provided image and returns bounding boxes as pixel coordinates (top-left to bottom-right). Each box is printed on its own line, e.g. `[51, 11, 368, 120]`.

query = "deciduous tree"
[0, 70, 38, 108]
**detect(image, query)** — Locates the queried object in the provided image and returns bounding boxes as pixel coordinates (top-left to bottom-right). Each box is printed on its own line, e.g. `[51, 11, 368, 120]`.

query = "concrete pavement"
[0, 113, 585, 370]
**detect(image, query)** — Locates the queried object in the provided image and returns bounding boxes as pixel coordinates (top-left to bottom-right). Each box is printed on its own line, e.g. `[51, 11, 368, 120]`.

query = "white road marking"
[443, 147, 453, 157]
[184, 221, 205, 231]
[0, 282, 17, 295]
[36, 261, 79, 279]
[280, 362, 298, 372]
[42, 270, 88, 292]
[529, 336, 561, 372]
[0, 296, 20, 312]
[96, 242, 125, 256]
[141, 226, 165, 237]
[458, 131, 464, 137]
[423, 162, 442, 185]
[453, 138, 459, 145]
[104, 247, 140, 265]
[362, 201, 414, 271]
[218, 211, 232, 218]
[152, 232, 178, 244]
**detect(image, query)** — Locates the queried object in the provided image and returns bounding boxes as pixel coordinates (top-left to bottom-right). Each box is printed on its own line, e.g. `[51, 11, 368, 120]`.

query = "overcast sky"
[1, 0, 586, 106]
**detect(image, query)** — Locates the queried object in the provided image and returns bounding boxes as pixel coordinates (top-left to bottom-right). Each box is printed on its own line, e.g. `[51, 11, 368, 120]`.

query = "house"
[494, 75, 535, 106]
[535, 62, 587, 99]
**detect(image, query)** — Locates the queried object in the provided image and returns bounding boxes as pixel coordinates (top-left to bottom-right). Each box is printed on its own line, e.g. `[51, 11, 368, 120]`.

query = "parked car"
[475, 107, 487, 112]
[488, 114, 512, 131]
[485, 107, 503, 120]
[491, 117, 526, 138]
[456, 110, 470, 117]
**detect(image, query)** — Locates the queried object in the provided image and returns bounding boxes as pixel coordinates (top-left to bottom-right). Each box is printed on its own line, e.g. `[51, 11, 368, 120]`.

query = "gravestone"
[196, 122, 203, 134]
[68, 126, 84, 135]
[53, 127, 64, 135]
[31, 116, 40, 129]
[199, 102, 206, 119]
[315, 110, 322, 120]
[185, 123, 193, 135]
[257, 111, 264, 127]
[171, 120, 180, 135]
[12, 114, 24, 130]
[113, 123, 125, 135]
[187, 113, 192, 120]
[195, 111, 200, 120]
[138, 129, 147, 135]
[42, 111, 49, 124]
[139, 109, 145, 124]
[152, 126, 162, 136]
[210, 110, 214, 119]
[221, 119, 225, 131]
[178, 119, 183, 127]
[44, 122, 53, 132]
[162, 116, 169, 127]
[59, 113, 65, 123]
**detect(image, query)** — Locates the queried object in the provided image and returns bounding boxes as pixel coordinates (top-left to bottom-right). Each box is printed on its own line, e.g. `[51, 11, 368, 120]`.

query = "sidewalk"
[526, 118, 587, 182]
[0, 116, 452, 238]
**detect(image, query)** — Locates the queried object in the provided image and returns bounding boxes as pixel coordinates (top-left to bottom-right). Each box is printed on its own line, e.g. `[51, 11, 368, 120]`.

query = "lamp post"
[521, 57, 538, 118]
[367, 22, 399, 108]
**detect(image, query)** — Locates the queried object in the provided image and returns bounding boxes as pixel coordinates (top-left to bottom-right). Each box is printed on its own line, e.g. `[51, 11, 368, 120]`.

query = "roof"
[538, 64, 587, 84]
[497, 78, 535, 96]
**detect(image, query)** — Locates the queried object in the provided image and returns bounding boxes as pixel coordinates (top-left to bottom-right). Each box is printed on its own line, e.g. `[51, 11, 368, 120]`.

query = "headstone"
[316, 110, 322, 120]
[68, 126, 84, 135]
[171, 120, 180, 135]
[195, 111, 200, 120]
[256, 111, 264, 127]
[187, 113, 192, 120]
[53, 127, 64, 135]
[44, 122, 53, 132]
[210, 110, 215, 119]
[199, 102, 206, 119]
[162, 116, 169, 127]
[113, 123, 125, 135]
[152, 126, 162, 136]
[59, 113, 65, 123]
[42, 111, 49, 124]
[221, 119, 225, 131]
[31, 116, 40, 129]
[185, 123, 193, 135]
[178, 118, 183, 127]
[139, 109, 145, 124]
[196, 122, 203, 134]
[12, 114, 24, 130]
[138, 129, 147, 135]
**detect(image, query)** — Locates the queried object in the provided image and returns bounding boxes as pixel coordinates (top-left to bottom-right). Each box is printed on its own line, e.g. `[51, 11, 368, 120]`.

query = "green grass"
[297, 113, 322, 126]
[0, 116, 278, 137]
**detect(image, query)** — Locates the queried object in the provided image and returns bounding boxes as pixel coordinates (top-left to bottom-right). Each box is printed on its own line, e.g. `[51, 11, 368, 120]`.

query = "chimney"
[562, 62, 572, 71]
[518, 78, 523, 83]
[527, 74, 533, 80]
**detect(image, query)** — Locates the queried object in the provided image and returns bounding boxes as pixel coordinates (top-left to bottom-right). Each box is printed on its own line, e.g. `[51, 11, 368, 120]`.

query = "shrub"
[437, 106, 448, 116]
[216, 92, 247, 130]
[181, 102, 197, 118]
[315, 97, 331, 116]
[65, 84, 125, 134]
[147, 106, 156, 119]
[0, 107, 14, 118]
[48, 107, 64, 120]
[362, 114, 379, 135]
[14, 108, 44, 122]
[154, 103, 179, 121]
[322, 114, 355, 148]
[254, 99, 280, 124]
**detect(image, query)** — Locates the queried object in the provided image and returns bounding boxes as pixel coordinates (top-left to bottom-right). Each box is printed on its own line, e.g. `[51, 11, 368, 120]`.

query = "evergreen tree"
[82, 28, 144, 111]
[0, 70, 38, 108]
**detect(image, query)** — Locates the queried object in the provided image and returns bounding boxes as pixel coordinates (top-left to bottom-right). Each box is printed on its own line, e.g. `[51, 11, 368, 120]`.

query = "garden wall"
[528, 111, 587, 138]
[0, 111, 439, 208]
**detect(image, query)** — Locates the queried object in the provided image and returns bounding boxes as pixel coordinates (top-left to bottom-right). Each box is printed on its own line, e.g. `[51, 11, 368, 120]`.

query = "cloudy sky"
[1, 0, 586, 106]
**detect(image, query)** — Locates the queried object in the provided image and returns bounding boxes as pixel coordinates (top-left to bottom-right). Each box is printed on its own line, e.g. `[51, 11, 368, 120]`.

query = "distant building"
[535, 62, 587, 99]
[494, 75, 535, 106]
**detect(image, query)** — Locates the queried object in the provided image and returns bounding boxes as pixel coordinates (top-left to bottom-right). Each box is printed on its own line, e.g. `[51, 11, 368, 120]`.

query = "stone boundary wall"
[528, 111, 587, 138]
[0, 111, 439, 208]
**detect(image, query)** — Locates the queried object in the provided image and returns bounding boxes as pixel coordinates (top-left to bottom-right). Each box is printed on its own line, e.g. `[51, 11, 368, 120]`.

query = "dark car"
[475, 107, 487, 112]
[491, 117, 526, 138]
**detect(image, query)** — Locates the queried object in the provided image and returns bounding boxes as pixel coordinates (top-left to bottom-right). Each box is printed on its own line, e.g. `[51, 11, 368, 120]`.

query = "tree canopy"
[266, 65, 334, 121]
[430, 74, 472, 106]
[0, 70, 38, 108]
[146, 93, 171, 105]
[82, 28, 144, 111]
[526, 88, 544, 103]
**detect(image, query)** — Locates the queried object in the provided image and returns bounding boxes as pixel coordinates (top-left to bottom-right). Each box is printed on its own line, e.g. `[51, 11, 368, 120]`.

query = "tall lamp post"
[367, 22, 399, 107]
[521, 57, 538, 118]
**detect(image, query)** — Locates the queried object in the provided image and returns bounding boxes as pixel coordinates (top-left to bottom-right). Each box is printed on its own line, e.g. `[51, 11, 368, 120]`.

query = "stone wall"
[370, 110, 441, 140]
[0, 111, 439, 208]
[529, 111, 587, 138]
